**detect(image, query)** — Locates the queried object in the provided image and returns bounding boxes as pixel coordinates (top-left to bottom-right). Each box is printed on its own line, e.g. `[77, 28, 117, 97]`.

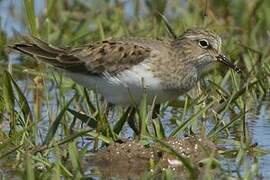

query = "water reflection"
[248, 95, 270, 178]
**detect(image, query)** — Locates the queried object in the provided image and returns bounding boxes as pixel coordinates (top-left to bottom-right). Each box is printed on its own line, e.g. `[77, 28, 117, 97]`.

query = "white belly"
[65, 63, 180, 105]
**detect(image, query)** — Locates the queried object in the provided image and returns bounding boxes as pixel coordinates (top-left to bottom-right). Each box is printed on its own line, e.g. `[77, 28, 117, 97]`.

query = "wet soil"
[88, 136, 218, 179]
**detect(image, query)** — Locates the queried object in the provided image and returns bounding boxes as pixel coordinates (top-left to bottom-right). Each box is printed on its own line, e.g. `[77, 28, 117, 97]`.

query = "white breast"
[66, 63, 180, 105]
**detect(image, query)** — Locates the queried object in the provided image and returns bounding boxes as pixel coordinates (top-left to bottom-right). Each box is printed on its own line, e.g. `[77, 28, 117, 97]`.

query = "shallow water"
[1, 0, 270, 179]
[247, 95, 270, 178]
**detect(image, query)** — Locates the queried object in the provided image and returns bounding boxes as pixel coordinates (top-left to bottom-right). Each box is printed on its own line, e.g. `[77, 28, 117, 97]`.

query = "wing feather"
[10, 36, 170, 75]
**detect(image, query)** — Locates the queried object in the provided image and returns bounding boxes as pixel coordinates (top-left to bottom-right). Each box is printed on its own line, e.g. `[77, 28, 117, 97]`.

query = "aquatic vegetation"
[0, 0, 270, 179]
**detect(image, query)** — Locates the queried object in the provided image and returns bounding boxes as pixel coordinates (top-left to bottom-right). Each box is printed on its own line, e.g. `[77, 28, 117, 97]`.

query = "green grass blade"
[68, 108, 97, 128]
[3, 71, 15, 116]
[87, 131, 114, 144]
[0, 145, 22, 160]
[8, 72, 33, 124]
[208, 113, 245, 139]
[83, 88, 96, 114]
[68, 142, 83, 179]
[0, 124, 34, 153]
[43, 97, 74, 145]
[113, 107, 132, 134]
[138, 91, 148, 139]
[23, 0, 38, 36]
[3, 71, 16, 134]
[170, 100, 216, 137]
[159, 13, 177, 39]
[25, 152, 35, 180]
[31, 129, 92, 154]
[152, 118, 165, 139]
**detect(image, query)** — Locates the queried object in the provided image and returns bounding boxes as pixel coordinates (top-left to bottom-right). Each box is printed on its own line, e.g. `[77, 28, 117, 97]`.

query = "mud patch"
[87, 136, 218, 179]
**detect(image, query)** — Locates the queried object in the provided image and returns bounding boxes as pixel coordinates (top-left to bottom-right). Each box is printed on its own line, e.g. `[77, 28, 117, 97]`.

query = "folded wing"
[10, 36, 170, 75]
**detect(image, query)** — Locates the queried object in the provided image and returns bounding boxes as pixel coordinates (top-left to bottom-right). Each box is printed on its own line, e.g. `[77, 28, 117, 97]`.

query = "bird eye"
[198, 39, 209, 48]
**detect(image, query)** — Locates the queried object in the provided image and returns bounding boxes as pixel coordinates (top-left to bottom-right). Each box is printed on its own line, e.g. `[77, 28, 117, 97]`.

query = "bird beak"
[216, 54, 241, 73]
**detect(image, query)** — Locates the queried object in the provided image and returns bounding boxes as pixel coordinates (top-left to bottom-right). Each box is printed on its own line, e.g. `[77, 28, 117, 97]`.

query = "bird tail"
[9, 36, 84, 71]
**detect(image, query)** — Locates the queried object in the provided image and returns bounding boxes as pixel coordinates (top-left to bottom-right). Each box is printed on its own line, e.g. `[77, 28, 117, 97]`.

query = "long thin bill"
[216, 54, 241, 73]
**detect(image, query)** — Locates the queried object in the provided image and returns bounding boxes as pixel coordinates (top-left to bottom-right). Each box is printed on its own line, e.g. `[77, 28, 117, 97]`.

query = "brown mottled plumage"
[10, 28, 241, 105]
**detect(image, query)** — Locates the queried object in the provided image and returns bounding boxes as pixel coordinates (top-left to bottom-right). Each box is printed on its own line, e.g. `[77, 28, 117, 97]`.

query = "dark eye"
[198, 39, 209, 48]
